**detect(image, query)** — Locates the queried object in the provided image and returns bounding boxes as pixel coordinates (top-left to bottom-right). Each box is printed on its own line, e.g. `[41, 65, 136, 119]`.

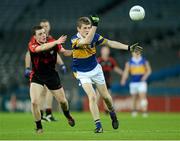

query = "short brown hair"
[40, 19, 49, 23]
[77, 17, 91, 28]
[32, 25, 43, 35]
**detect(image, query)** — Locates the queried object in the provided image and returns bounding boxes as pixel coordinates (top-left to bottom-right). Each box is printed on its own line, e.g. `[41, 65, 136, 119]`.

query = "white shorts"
[76, 64, 105, 85]
[129, 81, 147, 95]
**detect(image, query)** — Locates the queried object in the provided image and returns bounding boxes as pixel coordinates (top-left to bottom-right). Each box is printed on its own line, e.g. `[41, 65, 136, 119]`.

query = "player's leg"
[139, 92, 148, 117]
[96, 87, 109, 114]
[51, 87, 75, 126]
[82, 82, 103, 133]
[138, 82, 148, 117]
[130, 82, 139, 117]
[92, 64, 118, 129]
[96, 84, 119, 129]
[45, 72, 75, 126]
[131, 94, 138, 117]
[45, 86, 57, 122]
[30, 82, 44, 133]
[39, 87, 47, 121]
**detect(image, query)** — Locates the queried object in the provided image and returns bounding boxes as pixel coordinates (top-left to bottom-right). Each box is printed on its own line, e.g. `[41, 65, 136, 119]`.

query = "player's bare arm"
[141, 61, 152, 81]
[59, 47, 72, 56]
[78, 26, 97, 46]
[25, 51, 31, 68]
[113, 66, 123, 76]
[56, 54, 64, 65]
[35, 35, 67, 52]
[105, 40, 129, 50]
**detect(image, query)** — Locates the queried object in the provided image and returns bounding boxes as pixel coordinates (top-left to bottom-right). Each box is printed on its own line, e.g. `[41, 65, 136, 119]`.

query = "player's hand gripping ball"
[129, 5, 145, 21]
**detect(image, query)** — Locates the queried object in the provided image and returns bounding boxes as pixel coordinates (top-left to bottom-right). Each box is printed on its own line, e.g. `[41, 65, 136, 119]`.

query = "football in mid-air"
[129, 5, 145, 21]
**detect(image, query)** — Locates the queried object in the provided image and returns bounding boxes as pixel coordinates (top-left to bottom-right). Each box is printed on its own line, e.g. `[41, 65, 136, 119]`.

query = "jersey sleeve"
[28, 42, 38, 53]
[93, 33, 107, 46]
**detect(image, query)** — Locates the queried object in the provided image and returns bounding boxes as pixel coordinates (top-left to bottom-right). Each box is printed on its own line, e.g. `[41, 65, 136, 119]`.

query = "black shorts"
[31, 72, 62, 90]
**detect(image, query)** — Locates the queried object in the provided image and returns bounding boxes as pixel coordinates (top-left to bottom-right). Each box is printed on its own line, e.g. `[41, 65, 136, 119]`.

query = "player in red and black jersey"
[97, 46, 123, 112]
[25, 20, 67, 122]
[28, 25, 74, 133]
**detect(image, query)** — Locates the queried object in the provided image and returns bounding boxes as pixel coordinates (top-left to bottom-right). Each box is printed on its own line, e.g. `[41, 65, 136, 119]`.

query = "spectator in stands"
[121, 47, 151, 117]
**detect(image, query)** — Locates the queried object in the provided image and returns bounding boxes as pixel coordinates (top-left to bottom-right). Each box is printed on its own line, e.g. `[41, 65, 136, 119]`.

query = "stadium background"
[0, 0, 180, 113]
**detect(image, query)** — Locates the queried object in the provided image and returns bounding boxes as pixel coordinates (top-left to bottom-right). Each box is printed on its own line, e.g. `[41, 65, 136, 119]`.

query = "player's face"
[132, 50, 141, 57]
[35, 29, 47, 44]
[40, 21, 51, 35]
[77, 24, 91, 38]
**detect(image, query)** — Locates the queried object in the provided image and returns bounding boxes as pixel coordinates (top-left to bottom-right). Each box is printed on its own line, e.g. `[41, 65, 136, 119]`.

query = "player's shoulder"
[29, 36, 35, 43]
[29, 37, 37, 46]
[71, 34, 78, 40]
[71, 34, 79, 43]
[47, 35, 55, 42]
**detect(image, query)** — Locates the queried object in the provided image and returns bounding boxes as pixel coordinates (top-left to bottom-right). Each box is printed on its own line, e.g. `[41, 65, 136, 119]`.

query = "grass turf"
[0, 112, 180, 140]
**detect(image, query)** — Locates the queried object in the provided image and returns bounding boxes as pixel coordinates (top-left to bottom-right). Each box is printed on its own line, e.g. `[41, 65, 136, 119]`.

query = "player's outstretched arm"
[106, 40, 129, 50]
[59, 47, 72, 56]
[105, 40, 142, 52]
[35, 35, 67, 52]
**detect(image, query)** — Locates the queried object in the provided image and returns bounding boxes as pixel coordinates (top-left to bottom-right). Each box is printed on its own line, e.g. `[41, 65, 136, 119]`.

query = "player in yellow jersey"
[71, 15, 141, 133]
[121, 47, 151, 117]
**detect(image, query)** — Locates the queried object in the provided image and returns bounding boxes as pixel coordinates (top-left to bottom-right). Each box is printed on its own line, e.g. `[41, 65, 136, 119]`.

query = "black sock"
[46, 108, 52, 116]
[35, 120, 42, 129]
[109, 109, 117, 120]
[62, 110, 72, 119]
[40, 110, 44, 118]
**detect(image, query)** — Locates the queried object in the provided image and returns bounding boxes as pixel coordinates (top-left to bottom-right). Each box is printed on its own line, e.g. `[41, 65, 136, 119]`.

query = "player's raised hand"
[56, 35, 67, 44]
[128, 43, 143, 52]
[89, 15, 100, 26]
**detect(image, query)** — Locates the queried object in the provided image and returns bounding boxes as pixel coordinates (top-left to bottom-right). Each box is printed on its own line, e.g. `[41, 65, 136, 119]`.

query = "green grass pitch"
[0, 112, 180, 140]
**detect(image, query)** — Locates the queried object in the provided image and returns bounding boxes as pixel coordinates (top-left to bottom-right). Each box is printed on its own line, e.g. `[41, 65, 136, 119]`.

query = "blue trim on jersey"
[129, 57, 146, 82]
[130, 74, 144, 82]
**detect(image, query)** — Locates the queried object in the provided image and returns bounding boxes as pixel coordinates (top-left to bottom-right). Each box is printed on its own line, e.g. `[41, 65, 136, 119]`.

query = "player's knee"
[89, 95, 97, 103]
[140, 99, 148, 107]
[31, 100, 38, 107]
[60, 98, 67, 105]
